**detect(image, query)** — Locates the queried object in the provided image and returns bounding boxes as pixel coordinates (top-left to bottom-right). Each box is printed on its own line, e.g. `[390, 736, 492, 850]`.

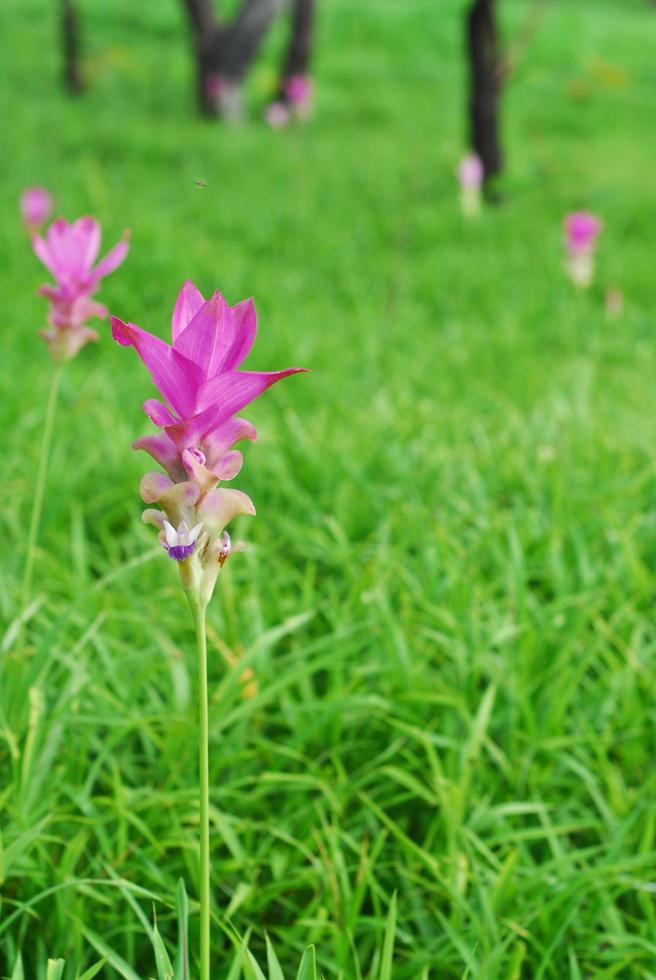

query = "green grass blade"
[76, 961, 107, 980]
[378, 891, 397, 980]
[152, 909, 174, 980]
[46, 962, 66, 980]
[78, 927, 142, 980]
[173, 878, 190, 980]
[265, 934, 285, 980]
[10, 954, 24, 980]
[295, 946, 318, 980]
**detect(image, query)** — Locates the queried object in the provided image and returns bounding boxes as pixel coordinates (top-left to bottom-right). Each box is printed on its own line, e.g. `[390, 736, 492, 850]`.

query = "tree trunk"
[60, 0, 84, 94]
[281, 0, 315, 79]
[467, 0, 502, 189]
[181, 0, 279, 115]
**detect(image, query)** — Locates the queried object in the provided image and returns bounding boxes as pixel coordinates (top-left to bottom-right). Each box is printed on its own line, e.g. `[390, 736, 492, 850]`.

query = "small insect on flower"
[162, 519, 204, 561]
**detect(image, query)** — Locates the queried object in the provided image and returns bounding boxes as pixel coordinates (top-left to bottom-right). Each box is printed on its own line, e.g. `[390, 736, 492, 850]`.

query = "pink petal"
[222, 298, 257, 371]
[212, 450, 243, 480]
[196, 367, 308, 416]
[73, 217, 101, 272]
[202, 415, 257, 466]
[172, 280, 206, 341]
[197, 487, 256, 535]
[112, 316, 205, 417]
[173, 292, 230, 373]
[133, 433, 185, 481]
[47, 218, 83, 277]
[143, 399, 178, 427]
[32, 234, 57, 278]
[93, 236, 129, 280]
[140, 471, 174, 504]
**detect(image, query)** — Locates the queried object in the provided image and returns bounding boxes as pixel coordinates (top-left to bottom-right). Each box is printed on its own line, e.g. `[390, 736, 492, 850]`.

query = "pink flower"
[32, 216, 129, 361]
[112, 281, 307, 490]
[564, 212, 602, 255]
[265, 101, 292, 128]
[284, 75, 312, 109]
[20, 187, 53, 233]
[33, 216, 129, 298]
[457, 154, 484, 189]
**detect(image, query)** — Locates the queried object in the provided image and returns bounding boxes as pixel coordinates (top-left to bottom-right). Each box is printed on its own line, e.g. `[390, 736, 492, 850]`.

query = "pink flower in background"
[32, 216, 129, 360]
[265, 101, 292, 128]
[20, 187, 53, 234]
[564, 212, 602, 255]
[457, 154, 484, 189]
[564, 211, 602, 287]
[457, 153, 484, 217]
[266, 74, 313, 127]
[284, 74, 312, 110]
[112, 280, 307, 491]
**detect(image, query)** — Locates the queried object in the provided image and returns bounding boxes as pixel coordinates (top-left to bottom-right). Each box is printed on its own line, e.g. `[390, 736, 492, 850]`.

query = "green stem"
[190, 596, 211, 980]
[21, 366, 63, 613]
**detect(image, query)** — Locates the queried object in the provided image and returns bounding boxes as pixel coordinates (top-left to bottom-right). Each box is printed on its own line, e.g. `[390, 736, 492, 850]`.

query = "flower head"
[112, 280, 306, 487]
[32, 215, 129, 361]
[116, 280, 307, 605]
[564, 212, 602, 255]
[284, 75, 313, 109]
[20, 187, 53, 234]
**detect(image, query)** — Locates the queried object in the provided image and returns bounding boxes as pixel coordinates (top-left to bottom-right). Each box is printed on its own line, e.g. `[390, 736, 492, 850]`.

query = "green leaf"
[378, 891, 397, 980]
[295, 946, 318, 980]
[79, 926, 142, 980]
[77, 960, 107, 980]
[173, 879, 190, 980]
[152, 909, 174, 980]
[242, 947, 268, 980]
[10, 953, 24, 980]
[265, 934, 285, 980]
[47, 962, 66, 980]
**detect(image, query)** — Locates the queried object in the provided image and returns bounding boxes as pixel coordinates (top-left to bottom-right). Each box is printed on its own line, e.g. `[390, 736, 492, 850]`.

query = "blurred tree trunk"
[281, 0, 315, 78]
[467, 0, 502, 190]
[181, 0, 279, 116]
[60, 0, 84, 94]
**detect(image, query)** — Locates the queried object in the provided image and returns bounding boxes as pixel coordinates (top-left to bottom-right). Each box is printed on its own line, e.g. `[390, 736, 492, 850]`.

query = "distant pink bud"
[266, 101, 291, 128]
[457, 154, 484, 189]
[284, 74, 312, 108]
[20, 186, 53, 233]
[564, 212, 602, 255]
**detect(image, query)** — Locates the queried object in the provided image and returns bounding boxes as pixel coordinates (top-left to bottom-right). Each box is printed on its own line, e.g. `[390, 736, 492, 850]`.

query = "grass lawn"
[2, 0, 656, 976]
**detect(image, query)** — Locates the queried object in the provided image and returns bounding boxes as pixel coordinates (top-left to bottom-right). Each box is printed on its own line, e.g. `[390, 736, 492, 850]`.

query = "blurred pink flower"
[20, 187, 53, 234]
[265, 101, 292, 128]
[457, 154, 484, 189]
[33, 216, 129, 360]
[564, 212, 602, 255]
[112, 280, 307, 490]
[284, 74, 312, 110]
[564, 212, 602, 288]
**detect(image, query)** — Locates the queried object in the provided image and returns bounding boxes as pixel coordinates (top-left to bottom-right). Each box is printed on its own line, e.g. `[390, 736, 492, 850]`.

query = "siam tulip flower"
[265, 74, 313, 127]
[32, 216, 129, 361]
[457, 153, 484, 217]
[114, 277, 306, 979]
[20, 186, 53, 234]
[112, 279, 307, 601]
[564, 211, 602, 288]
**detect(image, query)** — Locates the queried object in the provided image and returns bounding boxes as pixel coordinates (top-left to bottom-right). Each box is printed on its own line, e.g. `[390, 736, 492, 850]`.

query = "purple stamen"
[165, 542, 197, 562]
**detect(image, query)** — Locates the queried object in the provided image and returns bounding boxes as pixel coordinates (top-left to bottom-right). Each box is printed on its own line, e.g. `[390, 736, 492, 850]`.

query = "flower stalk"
[21, 365, 63, 611]
[188, 592, 211, 980]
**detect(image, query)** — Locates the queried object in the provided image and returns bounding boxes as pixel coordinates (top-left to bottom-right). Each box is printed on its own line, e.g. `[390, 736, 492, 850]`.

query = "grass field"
[3, 0, 656, 976]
